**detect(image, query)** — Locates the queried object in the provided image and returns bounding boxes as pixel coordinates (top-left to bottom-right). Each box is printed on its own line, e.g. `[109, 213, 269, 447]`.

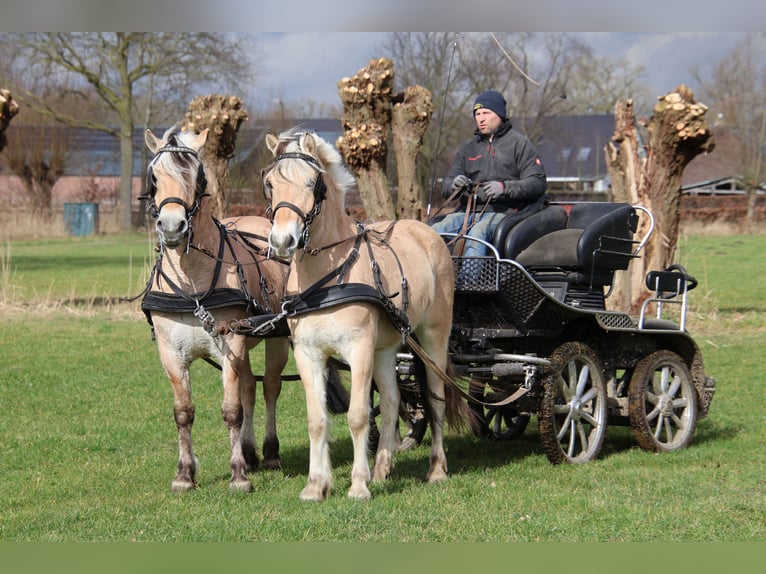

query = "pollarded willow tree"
[182, 94, 249, 219]
[0, 88, 18, 153]
[606, 85, 715, 314]
[2, 33, 256, 230]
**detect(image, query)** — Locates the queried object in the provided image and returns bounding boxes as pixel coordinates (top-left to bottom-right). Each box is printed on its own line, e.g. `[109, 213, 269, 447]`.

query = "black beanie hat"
[473, 90, 507, 120]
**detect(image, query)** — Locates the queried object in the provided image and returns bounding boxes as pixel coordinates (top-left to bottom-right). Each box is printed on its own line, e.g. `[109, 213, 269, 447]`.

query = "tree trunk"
[606, 85, 715, 314]
[182, 94, 248, 219]
[0, 88, 19, 154]
[337, 58, 396, 220]
[392, 85, 433, 220]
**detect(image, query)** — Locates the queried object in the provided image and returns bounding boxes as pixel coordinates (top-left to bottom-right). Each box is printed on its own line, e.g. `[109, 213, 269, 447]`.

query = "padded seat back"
[512, 203, 638, 280]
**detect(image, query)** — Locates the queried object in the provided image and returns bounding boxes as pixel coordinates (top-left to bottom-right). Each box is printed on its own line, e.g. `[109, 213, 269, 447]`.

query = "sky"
[249, 32, 749, 110]
[2, 0, 762, 115]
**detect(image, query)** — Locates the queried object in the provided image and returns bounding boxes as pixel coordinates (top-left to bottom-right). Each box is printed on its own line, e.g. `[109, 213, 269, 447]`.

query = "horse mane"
[273, 128, 357, 201]
[149, 125, 202, 190]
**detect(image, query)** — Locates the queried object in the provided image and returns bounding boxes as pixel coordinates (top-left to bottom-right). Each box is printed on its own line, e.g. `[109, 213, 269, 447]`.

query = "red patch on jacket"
[467, 155, 482, 161]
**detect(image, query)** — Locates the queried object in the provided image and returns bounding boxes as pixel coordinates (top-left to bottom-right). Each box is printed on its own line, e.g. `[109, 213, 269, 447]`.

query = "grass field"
[1, 232, 765, 543]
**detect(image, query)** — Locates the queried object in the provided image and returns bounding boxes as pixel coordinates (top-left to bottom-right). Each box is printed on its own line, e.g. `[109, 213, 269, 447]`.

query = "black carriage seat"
[491, 194, 550, 251]
[639, 264, 698, 331]
[505, 202, 640, 287]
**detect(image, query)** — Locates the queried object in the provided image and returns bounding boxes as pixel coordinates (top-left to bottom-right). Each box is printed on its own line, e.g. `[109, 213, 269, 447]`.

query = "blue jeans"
[431, 211, 506, 257]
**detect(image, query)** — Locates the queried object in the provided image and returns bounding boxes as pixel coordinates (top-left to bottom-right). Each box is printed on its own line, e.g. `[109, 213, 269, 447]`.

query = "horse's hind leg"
[239, 353, 259, 473]
[371, 349, 400, 484]
[261, 337, 288, 470]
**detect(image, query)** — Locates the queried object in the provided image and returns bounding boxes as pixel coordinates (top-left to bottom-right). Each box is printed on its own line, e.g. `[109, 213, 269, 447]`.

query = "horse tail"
[414, 352, 477, 436]
[444, 361, 482, 436]
[325, 357, 350, 415]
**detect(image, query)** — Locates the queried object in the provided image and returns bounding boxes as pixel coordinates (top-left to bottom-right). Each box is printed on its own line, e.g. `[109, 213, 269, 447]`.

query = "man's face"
[474, 108, 502, 136]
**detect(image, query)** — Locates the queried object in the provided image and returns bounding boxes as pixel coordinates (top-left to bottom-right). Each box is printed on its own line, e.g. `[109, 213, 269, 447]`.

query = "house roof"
[535, 114, 615, 183]
[3, 116, 747, 192]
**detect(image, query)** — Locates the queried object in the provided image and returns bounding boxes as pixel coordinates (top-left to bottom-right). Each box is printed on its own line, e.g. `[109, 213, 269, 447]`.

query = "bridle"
[140, 144, 209, 251]
[262, 151, 327, 250]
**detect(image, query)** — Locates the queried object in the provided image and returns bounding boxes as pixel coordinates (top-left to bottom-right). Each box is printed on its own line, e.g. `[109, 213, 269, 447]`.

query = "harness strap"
[405, 335, 529, 408]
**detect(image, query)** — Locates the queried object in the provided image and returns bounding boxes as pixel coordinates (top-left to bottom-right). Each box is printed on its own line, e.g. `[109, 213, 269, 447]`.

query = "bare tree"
[381, 32, 651, 214]
[2, 33, 255, 231]
[694, 32, 766, 224]
[2, 122, 70, 218]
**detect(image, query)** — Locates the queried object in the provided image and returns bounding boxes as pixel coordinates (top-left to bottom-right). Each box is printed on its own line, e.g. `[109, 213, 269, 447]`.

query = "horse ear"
[145, 129, 161, 154]
[265, 131, 280, 156]
[299, 132, 317, 155]
[189, 128, 209, 152]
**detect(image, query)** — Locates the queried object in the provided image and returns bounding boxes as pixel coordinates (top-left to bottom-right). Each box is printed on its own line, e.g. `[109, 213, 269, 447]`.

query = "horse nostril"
[178, 220, 188, 235]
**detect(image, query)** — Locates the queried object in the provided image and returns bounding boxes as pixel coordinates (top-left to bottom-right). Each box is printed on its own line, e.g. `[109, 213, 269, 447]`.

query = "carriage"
[422, 199, 717, 463]
[140, 126, 715, 499]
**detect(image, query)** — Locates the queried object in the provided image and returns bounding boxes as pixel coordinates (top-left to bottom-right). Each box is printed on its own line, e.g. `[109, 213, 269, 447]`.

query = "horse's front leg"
[346, 350, 376, 500]
[371, 349, 400, 483]
[293, 344, 333, 501]
[157, 343, 198, 492]
[261, 337, 288, 470]
[222, 337, 253, 492]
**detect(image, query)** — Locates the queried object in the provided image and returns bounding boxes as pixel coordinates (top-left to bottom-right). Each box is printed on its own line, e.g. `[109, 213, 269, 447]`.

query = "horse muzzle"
[268, 223, 301, 259]
[156, 209, 189, 248]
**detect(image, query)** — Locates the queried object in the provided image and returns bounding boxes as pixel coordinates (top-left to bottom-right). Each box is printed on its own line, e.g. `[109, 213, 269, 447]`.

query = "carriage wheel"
[538, 341, 607, 464]
[628, 350, 698, 452]
[468, 378, 530, 440]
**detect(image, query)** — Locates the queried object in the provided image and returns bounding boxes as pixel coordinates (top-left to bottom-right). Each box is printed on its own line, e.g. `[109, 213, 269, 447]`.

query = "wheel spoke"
[581, 387, 598, 404]
[557, 412, 573, 440]
[576, 364, 590, 396]
[575, 420, 588, 455]
[667, 373, 682, 397]
[580, 410, 599, 427]
[567, 418, 578, 456]
[653, 414, 665, 439]
[645, 404, 661, 422]
[662, 416, 675, 442]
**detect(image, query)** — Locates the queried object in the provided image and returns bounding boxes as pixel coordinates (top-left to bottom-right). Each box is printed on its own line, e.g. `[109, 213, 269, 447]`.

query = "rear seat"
[499, 202, 639, 287]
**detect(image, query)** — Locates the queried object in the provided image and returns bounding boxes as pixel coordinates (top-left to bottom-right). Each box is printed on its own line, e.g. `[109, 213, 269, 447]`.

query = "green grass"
[0, 233, 764, 542]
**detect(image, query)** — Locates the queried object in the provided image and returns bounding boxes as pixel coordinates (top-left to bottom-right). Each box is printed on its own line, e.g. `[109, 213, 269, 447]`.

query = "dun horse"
[141, 126, 289, 492]
[262, 129, 466, 501]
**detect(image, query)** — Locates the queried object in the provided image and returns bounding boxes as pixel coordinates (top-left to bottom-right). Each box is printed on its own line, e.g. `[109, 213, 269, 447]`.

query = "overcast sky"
[248, 32, 749, 110]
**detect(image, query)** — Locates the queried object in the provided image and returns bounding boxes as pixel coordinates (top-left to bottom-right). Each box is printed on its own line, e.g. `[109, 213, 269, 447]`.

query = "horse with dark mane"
[261, 128, 467, 501]
[140, 126, 290, 492]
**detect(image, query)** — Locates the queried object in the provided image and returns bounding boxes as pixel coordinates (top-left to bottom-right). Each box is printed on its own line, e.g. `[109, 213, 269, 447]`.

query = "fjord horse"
[142, 126, 289, 492]
[262, 129, 464, 501]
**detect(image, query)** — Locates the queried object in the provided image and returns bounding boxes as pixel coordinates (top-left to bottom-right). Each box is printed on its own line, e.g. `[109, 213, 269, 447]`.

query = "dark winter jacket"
[441, 120, 547, 212]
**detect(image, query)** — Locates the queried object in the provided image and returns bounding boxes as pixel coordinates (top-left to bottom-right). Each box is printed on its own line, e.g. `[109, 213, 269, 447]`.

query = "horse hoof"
[347, 484, 372, 500]
[426, 469, 448, 484]
[262, 457, 282, 471]
[229, 479, 253, 493]
[171, 479, 197, 493]
[300, 482, 330, 502]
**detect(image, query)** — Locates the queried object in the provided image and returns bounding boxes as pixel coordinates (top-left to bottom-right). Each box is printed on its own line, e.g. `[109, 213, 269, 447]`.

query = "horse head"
[143, 126, 210, 249]
[262, 129, 355, 259]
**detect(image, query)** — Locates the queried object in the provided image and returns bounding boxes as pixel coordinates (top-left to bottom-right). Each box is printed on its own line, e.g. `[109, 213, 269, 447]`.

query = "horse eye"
[262, 180, 273, 200]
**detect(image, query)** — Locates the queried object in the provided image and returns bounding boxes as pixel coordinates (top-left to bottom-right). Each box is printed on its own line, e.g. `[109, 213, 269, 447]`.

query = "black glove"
[444, 174, 471, 198]
[481, 180, 505, 199]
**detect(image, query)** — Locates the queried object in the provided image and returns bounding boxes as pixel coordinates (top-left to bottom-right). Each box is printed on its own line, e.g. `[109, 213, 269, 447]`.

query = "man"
[432, 90, 547, 258]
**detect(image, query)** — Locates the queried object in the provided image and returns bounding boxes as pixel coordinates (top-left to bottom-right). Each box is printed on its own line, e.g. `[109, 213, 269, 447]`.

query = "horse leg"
[346, 350, 376, 500]
[422, 342, 449, 483]
[261, 337, 288, 470]
[238, 350, 259, 473]
[371, 349, 400, 483]
[157, 345, 198, 492]
[222, 339, 252, 492]
[293, 344, 333, 501]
